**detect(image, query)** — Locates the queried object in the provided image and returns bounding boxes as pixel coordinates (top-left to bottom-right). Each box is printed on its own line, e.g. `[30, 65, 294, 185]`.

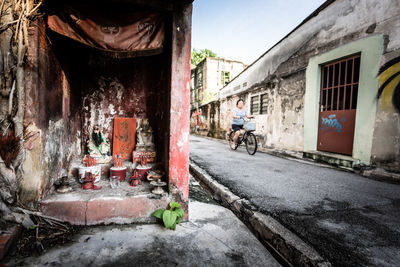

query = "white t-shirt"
[232, 107, 247, 125]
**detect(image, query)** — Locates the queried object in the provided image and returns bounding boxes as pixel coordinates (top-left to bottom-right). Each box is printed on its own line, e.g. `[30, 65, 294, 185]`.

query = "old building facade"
[194, 0, 400, 173]
[190, 57, 246, 134]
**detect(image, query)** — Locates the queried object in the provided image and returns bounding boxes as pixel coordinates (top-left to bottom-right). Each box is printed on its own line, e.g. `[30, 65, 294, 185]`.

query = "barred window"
[320, 54, 360, 111]
[260, 94, 268, 114]
[251, 96, 259, 115]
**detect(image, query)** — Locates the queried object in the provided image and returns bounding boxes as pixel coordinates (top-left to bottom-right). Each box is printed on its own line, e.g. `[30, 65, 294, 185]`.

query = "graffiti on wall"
[320, 114, 345, 133]
[377, 56, 400, 112]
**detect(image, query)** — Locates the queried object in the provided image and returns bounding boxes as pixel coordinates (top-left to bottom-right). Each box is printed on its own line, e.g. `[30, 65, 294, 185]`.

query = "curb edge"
[189, 159, 332, 267]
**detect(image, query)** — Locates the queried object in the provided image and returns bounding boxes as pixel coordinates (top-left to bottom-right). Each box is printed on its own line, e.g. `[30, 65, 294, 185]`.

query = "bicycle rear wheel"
[245, 132, 257, 155]
[228, 131, 238, 150]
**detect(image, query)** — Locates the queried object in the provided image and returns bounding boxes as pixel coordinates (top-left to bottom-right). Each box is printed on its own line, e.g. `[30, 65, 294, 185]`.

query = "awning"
[47, 6, 165, 58]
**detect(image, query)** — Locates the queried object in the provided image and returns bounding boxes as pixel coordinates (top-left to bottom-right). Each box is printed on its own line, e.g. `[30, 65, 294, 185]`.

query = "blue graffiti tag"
[320, 114, 343, 133]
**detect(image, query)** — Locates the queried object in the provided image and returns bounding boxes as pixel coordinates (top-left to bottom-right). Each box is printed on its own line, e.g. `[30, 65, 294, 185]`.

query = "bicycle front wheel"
[245, 132, 257, 155]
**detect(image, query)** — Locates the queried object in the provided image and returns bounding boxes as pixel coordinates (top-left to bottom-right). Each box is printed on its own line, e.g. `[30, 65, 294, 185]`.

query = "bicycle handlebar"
[240, 116, 254, 122]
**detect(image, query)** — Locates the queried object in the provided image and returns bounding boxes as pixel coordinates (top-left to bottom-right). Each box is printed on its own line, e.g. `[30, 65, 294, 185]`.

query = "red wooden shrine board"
[112, 117, 136, 160]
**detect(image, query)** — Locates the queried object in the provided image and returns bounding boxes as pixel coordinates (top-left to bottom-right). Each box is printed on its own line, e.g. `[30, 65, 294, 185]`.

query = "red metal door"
[317, 54, 361, 156]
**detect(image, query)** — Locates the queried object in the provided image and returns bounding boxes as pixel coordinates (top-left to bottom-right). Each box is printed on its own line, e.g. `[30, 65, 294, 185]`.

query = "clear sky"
[192, 0, 327, 64]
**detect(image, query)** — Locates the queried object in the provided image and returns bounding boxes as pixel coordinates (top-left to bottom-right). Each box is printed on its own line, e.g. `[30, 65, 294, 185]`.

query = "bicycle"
[228, 119, 257, 155]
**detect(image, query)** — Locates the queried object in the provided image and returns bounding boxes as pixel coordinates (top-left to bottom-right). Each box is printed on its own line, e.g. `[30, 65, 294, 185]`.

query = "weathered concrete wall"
[169, 2, 192, 205]
[371, 51, 400, 171]
[199, 0, 400, 171]
[21, 19, 66, 205]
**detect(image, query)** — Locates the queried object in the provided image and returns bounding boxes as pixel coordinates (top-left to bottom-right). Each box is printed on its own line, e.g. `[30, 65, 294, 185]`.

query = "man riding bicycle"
[231, 99, 254, 149]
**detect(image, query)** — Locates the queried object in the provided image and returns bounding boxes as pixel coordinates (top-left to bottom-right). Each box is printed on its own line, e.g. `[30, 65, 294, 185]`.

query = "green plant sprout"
[152, 201, 185, 230]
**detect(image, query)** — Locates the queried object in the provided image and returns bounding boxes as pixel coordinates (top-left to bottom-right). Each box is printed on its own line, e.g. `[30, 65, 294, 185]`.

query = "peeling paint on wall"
[43, 119, 65, 195]
[20, 123, 43, 203]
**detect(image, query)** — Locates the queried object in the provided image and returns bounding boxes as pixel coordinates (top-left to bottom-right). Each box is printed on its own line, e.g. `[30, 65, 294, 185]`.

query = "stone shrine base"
[40, 176, 170, 226]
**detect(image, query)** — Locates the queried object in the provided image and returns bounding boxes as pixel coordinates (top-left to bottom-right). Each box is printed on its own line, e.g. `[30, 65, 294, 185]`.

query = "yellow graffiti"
[378, 61, 400, 110]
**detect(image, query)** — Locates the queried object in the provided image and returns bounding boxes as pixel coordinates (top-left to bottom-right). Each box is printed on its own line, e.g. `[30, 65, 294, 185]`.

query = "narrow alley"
[190, 135, 400, 266]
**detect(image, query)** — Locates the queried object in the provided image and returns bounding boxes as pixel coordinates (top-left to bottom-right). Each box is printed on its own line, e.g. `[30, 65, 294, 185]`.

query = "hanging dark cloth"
[47, 5, 165, 58]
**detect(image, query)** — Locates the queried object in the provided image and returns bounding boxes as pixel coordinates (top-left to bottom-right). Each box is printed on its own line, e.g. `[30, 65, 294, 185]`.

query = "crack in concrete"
[184, 220, 240, 253]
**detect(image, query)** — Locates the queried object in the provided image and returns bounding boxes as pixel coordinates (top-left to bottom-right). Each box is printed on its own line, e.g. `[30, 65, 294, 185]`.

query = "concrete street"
[4, 176, 279, 267]
[190, 135, 400, 266]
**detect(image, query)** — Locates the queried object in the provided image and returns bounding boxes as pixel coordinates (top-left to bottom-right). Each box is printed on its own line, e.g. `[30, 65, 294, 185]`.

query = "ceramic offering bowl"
[79, 165, 101, 183]
[147, 170, 165, 182]
[150, 180, 167, 195]
[136, 165, 151, 180]
[110, 166, 127, 182]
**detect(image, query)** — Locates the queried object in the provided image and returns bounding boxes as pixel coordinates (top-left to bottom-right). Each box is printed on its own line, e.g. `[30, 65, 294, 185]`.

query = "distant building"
[191, 57, 247, 109]
[190, 57, 247, 132]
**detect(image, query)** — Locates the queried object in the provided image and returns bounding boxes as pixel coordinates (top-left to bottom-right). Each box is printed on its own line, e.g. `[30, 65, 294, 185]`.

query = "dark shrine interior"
[43, 2, 173, 180]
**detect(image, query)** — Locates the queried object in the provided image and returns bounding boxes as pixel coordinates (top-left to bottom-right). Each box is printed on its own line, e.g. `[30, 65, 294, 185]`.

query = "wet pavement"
[189, 174, 218, 205]
[3, 175, 279, 267]
[190, 135, 400, 267]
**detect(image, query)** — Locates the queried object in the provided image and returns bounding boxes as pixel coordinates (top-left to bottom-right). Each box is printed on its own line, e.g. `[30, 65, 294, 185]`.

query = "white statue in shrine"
[136, 118, 155, 151]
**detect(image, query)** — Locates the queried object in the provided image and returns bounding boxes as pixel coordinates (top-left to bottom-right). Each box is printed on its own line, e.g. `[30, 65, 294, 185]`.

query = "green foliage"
[162, 210, 177, 230]
[169, 202, 181, 208]
[152, 208, 165, 219]
[191, 48, 217, 66]
[152, 201, 185, 230]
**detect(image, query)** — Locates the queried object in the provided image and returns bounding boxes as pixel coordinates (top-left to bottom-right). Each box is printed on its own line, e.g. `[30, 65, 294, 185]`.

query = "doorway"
[317, 54, 361, 156]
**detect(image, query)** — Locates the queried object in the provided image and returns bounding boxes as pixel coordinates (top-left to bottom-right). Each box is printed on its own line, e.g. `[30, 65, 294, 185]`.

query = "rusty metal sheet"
[47, 7, 165, 58]
[317, 110, 356, 156]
